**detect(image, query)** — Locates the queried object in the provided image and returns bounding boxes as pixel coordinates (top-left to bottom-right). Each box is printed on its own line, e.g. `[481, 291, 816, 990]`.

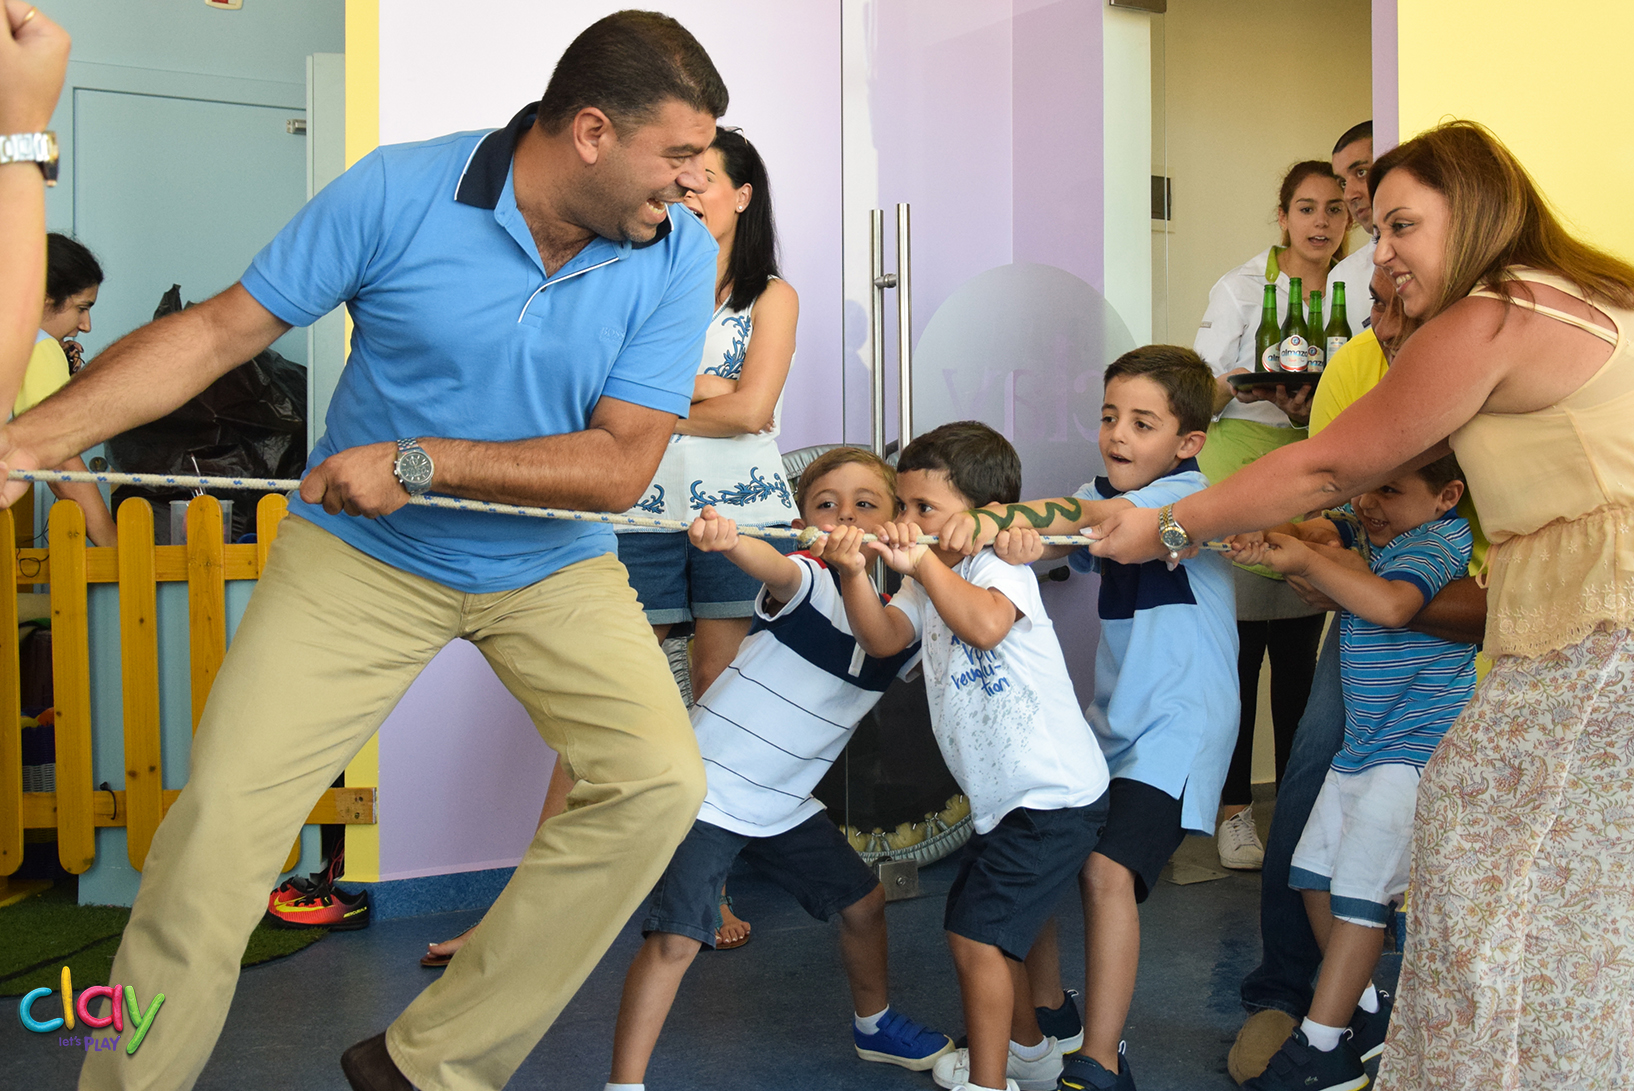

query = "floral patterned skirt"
[1378, 626, 1634, 1090]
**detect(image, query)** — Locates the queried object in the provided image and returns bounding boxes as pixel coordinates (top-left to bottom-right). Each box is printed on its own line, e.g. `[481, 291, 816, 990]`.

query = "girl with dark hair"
[1089, 120, 1634, 1091]
[14, 233, 114, 545]
[1193, 161, 1351, 872]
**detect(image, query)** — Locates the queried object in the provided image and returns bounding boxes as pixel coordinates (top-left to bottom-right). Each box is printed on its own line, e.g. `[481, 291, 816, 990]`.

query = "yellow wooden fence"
[0, 493, 375, 894]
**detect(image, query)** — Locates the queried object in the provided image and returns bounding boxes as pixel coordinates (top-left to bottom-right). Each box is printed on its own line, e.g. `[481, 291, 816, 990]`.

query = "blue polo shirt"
[240, 102, 717, 592]
[1069, 460, 1241, 835]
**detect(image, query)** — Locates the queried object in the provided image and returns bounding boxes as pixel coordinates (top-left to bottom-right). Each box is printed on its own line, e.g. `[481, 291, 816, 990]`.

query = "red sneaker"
[264, 883, 371, 931]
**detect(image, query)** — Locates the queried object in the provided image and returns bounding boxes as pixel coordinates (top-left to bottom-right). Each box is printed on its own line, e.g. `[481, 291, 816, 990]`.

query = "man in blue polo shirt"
[1, 13, 727, 1091]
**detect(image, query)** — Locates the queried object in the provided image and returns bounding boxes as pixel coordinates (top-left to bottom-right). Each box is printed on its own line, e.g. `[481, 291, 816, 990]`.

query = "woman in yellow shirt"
[16, 233, 114, 545]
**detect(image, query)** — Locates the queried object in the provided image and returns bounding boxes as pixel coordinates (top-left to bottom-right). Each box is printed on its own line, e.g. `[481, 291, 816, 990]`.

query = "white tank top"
[620, 285, 796, 529]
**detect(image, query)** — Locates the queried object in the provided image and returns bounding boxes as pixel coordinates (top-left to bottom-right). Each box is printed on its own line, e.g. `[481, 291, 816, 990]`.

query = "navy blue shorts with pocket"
[943, 797, 1109, 961]
[643, 813, 879, 948]
[1092, 777, 1186, 904]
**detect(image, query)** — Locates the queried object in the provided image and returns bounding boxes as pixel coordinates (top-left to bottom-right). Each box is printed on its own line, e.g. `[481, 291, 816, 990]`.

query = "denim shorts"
[616, 530, 794, 626]
[1093, 778, 1187, 904]
[944, 796, 1109, 961]
[642, 814, 880, 948]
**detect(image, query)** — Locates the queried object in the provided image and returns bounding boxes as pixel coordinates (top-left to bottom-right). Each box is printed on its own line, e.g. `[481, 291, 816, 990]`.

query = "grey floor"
[3, 806, 1399, 1090]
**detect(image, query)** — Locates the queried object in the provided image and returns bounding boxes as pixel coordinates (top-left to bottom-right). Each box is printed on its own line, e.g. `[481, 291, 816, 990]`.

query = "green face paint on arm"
[970, 497, 1084, 533]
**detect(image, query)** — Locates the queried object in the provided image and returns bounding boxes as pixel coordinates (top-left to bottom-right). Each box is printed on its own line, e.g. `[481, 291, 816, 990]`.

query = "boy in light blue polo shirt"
[955, 346, 1239, 1091]
[1227, 453, 1474, 1091]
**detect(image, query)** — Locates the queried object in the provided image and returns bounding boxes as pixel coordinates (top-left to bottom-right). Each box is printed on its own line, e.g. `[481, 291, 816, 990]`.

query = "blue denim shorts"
[643, 814, 879, 948]
[944, 797, 1109, 960]
[616, 530, 794, 626]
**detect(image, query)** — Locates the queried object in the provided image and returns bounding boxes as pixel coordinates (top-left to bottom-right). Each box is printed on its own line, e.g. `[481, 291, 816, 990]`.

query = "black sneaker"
[1058, 1044, 1134, 1090]
[1348, 990, 1393, 1063]
[1241, 1028, 1367, 1091]
[1038, 989, 1084, 1053]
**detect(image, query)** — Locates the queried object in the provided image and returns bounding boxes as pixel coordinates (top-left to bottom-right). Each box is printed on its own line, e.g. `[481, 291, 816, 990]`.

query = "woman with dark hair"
[15, 232, 114, 545]
[1193, 161, 1351, 871]
[615, 126, 799, 703]
[1089, 120, 1634, 1090]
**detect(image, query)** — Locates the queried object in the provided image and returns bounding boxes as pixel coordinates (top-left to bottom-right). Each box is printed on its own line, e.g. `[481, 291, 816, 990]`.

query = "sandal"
[714, 893, 750, 950]
[420, 922, 478, 968]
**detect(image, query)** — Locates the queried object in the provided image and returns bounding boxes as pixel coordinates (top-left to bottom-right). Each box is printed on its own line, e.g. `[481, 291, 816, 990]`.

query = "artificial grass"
[0, 882, 326, 996]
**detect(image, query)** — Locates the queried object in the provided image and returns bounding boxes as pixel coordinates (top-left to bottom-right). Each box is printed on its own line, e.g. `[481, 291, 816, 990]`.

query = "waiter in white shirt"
[1325, 121, 1376, 336]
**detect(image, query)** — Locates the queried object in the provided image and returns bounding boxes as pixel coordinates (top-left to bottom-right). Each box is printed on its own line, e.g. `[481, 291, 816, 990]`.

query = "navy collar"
[454, 102, 673, 247]
[1093, 456, 1200, 500]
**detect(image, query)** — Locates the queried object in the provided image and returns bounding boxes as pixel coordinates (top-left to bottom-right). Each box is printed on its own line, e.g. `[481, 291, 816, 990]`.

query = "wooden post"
[48, 501, 94, 874]
[186, 497, 226, 735]
[118, 500, 162, 870]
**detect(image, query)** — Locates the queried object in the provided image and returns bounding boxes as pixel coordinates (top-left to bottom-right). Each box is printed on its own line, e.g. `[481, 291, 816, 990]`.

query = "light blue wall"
[41, 0, 343, 905]
[41, 0, 342, 82]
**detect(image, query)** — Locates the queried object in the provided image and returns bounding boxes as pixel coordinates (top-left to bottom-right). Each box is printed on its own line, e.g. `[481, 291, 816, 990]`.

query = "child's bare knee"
[649, 931, 703, 964]
[1081, 853, 1134, 899]
[839, 884, 886, 928]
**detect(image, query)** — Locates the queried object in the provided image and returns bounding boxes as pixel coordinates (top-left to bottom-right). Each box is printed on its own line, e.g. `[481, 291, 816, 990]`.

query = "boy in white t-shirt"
[838, 421, 1112, 1091]
[604, 448, 953, 1091]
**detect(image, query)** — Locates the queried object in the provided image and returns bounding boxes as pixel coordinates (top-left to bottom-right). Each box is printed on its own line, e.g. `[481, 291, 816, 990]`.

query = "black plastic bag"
[105, 285, 307, 541]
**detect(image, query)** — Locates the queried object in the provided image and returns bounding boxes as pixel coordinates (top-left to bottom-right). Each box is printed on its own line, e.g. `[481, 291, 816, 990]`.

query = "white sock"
[854, 1005, 889, 1035]
[1301, 1017, 1345, 1052]
[1011, 1037, 1052, 1062]
[1358, 984, 1380, 1013]
[604, 1084, 644, 1091]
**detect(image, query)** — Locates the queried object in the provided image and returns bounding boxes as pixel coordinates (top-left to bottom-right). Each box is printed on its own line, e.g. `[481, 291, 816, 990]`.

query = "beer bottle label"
[1326, 335, 1349, 363]
[1279, 335, 1308, 373]
[1307, 341, 1324, 371]
[1261, 344, 1282, 372]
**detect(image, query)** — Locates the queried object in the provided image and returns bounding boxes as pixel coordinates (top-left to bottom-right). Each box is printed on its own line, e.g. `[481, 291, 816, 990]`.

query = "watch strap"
[0, 132, 58, 185]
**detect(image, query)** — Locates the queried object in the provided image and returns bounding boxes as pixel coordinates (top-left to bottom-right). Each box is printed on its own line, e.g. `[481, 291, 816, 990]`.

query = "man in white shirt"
[1325, 121, 1376, 338]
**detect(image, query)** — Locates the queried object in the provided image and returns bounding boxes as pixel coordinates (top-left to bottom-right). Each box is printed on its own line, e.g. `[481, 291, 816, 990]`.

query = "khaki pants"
[81, 517, 704, 1091]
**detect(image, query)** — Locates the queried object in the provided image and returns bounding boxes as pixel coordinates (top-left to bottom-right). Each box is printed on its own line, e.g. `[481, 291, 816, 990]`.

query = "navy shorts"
[1093, 778, 1186, 904]
[617, 530, 794, 626]
[643, 814, 879, 948]
[944, 797, 1109, 961]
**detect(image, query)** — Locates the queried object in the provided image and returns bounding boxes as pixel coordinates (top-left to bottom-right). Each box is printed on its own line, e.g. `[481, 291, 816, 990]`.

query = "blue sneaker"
[1058, 1043, 1135, 1090]
[854, 1009, 955, 1071]
[1038, 989, 1084, 1053]
[1242, 1028, 1367, 1091]
[1348, 989, 1393, 1063]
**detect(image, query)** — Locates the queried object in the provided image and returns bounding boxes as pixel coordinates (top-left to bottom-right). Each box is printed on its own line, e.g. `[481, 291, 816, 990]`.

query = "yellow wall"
[341, 0, 381, 882]
[1397, 0, 1634, 261]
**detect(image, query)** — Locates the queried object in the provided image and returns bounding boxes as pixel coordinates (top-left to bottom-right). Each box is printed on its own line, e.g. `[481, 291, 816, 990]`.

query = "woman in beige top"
[1088, 120, 1634, 1089]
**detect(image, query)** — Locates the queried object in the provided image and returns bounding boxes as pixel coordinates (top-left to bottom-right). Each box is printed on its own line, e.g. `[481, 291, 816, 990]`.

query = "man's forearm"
[423, 427, 672, 514]
[1408, 576, 1487, 645]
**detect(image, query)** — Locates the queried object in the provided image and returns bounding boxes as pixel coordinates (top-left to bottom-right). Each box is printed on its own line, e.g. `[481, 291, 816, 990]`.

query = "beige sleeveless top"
[1450, 270, 1634, 658]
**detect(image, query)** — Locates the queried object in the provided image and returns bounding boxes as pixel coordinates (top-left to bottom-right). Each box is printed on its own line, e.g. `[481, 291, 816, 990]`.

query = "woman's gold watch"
[1157, 504, 1192, 559]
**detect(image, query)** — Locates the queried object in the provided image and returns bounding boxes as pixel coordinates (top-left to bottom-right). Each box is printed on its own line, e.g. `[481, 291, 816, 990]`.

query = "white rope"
[7, 467, 1230, 551]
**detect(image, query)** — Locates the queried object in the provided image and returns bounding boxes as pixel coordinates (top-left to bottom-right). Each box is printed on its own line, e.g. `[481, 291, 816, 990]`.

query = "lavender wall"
[1372, 0, 1398, 150]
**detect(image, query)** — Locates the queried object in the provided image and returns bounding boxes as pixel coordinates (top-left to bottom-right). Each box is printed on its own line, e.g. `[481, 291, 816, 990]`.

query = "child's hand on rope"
[868, 520, 928, 576]
[810, 523, 868, 577]
[687, 506, 739, 553]
[993, 526, 1043, 566]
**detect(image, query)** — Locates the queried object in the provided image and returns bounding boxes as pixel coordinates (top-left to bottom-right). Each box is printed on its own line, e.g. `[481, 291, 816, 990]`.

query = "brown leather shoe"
[1227, 1008, 1298, 1084]
[341, 1033, 417, 1091]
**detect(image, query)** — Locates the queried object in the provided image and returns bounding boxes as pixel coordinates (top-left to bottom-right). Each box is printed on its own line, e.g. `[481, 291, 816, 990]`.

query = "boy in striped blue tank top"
[1225, 452, 1475, 1091]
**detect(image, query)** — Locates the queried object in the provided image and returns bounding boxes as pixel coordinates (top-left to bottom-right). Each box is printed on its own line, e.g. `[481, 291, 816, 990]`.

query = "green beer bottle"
[1324, 281, 1351, 370]
[1306, 289, 1325, 371]
[1278, 276, 1308, 373]
[1254, 283, 1280, 372]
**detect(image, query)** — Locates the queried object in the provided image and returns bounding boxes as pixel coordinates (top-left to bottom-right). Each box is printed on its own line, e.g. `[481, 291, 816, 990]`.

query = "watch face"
[397, 449, 433, 488]
[1160, 526, 1189, 551]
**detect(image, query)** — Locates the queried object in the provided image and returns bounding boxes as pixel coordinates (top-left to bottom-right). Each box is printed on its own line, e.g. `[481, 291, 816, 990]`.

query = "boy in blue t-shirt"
[604, 448, 952, 1091]
[946, 345, 1239, 1091]
[1226, 453, 1475, 1091]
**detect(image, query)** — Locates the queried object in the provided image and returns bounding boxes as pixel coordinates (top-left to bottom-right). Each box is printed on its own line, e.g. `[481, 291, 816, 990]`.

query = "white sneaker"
[932, 1039, 1062, 1091]
[1217, 806, 1265, 870]
[948, 1083, 1020, 1091]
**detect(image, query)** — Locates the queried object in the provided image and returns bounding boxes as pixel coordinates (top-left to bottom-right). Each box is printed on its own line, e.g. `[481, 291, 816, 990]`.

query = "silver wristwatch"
[392, 438, 434, 496]
[0, 132, 59, 186]
[1157, 504, 1192, 558]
